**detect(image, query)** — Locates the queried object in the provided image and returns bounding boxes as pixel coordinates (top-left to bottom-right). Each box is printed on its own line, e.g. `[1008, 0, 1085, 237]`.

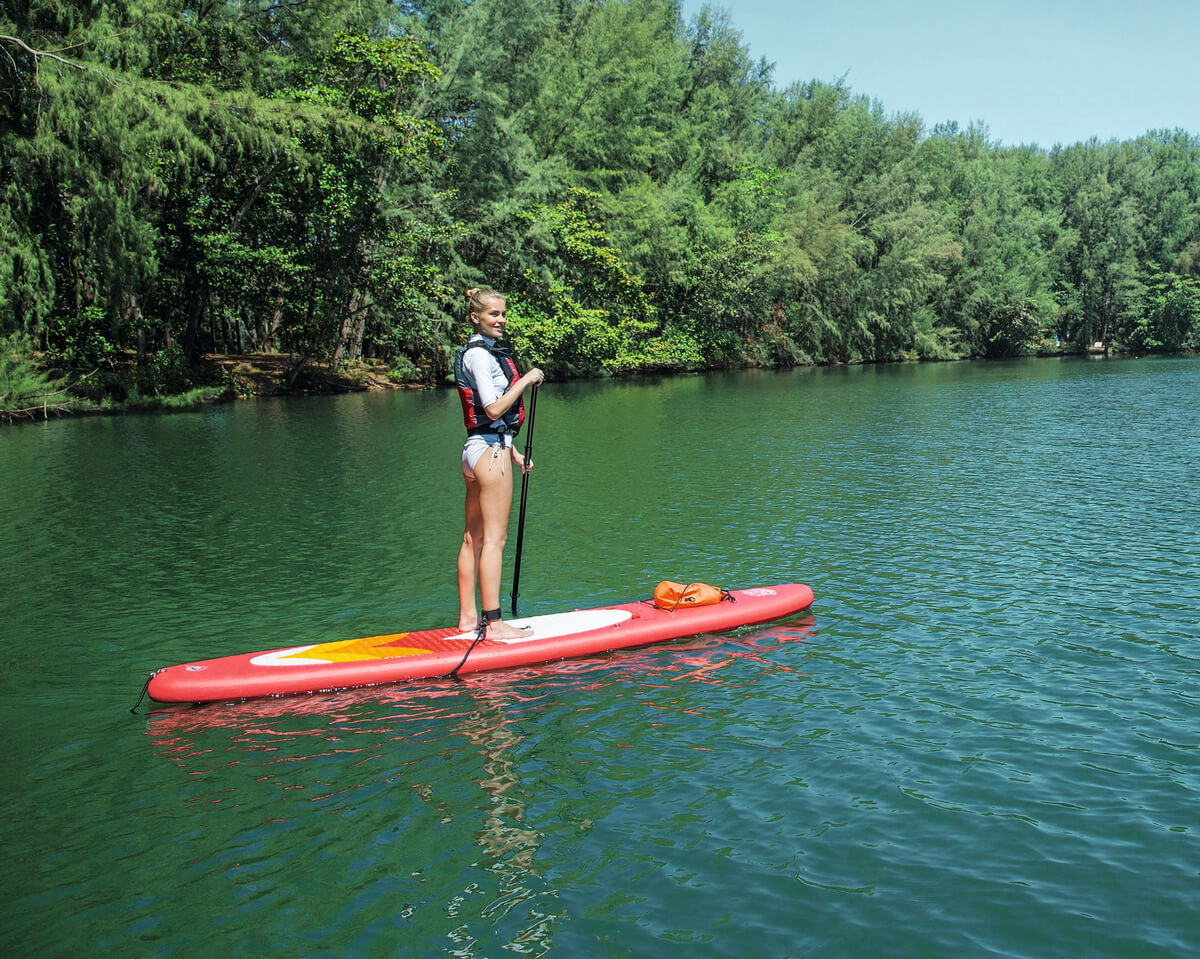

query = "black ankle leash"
[446, 608, 500, 679]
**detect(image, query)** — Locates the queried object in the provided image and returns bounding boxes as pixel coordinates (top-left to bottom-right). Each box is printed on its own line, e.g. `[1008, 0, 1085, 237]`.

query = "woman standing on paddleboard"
[454, 288, 544, 639]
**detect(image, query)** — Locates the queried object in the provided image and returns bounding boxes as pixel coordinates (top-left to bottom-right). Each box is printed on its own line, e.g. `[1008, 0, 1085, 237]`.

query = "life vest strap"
[466, 424, 511, 438]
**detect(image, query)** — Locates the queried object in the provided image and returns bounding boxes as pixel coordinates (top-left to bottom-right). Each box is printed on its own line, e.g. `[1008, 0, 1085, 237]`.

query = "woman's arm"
[510, 444, 531, 474]
[482, 369, 543, 421]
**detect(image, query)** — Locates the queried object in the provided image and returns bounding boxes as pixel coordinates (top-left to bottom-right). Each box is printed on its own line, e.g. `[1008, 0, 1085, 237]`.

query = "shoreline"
[0, 346, 1163, 426]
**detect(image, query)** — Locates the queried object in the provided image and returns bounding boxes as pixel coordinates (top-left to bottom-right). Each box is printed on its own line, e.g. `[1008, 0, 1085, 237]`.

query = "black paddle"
[509, 383, 539, 617]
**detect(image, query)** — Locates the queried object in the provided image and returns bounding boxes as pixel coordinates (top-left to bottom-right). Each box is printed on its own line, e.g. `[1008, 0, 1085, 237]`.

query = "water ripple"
[3, 358, 1200, 957]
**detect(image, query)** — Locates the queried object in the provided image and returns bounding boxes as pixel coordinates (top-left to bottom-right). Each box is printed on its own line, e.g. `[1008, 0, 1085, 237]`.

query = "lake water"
[1, 356, 1198, 957]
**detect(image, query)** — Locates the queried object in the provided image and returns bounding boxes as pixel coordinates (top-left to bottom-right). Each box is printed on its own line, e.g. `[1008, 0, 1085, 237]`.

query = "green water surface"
[2, 356, 1198, 957]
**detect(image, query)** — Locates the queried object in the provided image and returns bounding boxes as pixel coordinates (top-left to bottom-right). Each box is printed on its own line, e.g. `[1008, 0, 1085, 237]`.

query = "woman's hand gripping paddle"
[510, 384, 538, 617]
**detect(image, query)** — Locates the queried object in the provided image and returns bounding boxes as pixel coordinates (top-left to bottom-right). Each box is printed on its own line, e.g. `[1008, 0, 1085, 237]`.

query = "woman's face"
[470, 296, 507, 339]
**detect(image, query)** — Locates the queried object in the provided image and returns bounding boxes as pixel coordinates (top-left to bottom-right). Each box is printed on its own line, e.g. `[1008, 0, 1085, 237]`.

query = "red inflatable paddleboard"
[144, 583, 814, 704]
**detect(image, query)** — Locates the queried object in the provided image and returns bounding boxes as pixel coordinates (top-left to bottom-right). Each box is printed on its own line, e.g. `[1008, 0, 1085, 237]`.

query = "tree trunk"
[349, 291, 368, 362]
[182, 280, 208, 362]
[331, 308, 356, 369]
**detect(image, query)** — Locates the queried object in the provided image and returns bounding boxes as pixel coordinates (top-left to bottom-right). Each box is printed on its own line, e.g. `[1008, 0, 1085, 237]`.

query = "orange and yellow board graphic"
[281, 634, 433, 663]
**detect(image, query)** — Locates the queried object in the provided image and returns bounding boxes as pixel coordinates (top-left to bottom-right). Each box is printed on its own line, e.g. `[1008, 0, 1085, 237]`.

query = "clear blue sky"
[679, 0, 1200, 147]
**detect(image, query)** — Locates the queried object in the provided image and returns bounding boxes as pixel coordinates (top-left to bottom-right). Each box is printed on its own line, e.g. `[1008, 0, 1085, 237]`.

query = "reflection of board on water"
[144, 583, 815, 704]
[142, 611, 819, 950]
[144, 612, 818, 954]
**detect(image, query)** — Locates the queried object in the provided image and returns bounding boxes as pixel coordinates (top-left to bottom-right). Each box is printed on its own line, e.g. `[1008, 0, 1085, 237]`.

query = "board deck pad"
[146, 583, 814, 704]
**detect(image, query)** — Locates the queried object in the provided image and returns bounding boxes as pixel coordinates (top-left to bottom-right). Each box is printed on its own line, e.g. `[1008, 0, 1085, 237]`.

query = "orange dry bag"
[653, 581, 733, 612]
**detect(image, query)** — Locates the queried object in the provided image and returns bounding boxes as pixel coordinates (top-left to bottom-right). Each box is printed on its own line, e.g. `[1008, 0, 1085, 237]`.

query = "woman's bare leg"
[471, 448, 531, 639]
[457, 475, 484, 631]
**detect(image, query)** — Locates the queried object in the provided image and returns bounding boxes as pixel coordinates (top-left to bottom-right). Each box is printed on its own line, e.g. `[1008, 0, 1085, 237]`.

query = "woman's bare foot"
[485, 619, 533, 641]
[458, 617, 479, 633]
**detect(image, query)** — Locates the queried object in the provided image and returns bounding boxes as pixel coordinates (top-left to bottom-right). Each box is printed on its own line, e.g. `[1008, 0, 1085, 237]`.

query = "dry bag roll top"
[652, 581, 733, 612]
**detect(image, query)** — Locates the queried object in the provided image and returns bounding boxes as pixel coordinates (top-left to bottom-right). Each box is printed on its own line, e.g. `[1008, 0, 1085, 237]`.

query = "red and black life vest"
[454, 338, 526, 437]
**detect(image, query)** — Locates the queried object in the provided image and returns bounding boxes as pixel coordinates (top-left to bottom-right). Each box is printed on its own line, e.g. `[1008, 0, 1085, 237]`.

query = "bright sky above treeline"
[680, 0, 1200, 147]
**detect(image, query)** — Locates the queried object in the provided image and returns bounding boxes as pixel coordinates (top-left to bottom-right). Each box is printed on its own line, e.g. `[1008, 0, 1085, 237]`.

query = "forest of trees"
[3, 0, 1199, 416]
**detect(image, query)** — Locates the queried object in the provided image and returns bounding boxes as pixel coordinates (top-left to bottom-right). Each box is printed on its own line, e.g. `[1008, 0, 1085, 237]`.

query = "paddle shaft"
[510, 384, 538, 616]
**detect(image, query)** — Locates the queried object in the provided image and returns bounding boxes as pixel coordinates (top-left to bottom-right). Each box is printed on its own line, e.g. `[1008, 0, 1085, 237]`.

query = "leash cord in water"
[129, 671, 158, 714]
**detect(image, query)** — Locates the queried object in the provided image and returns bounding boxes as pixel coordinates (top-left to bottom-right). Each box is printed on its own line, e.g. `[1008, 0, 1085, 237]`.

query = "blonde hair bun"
[465, 287, 503, 317]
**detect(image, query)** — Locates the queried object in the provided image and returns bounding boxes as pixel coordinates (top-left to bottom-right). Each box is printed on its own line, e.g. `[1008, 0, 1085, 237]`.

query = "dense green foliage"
[0, 332, 74, 421]
[3, 0, 1199, 410]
